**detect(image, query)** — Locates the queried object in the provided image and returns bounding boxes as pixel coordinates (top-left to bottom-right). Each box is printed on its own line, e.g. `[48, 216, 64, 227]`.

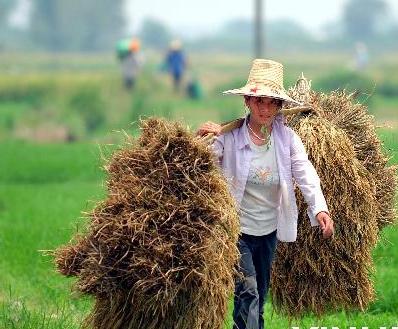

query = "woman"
[197, 59, 334, 329]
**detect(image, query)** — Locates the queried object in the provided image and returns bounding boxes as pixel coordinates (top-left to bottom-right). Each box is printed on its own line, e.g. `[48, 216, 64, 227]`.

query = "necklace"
[247, 122, 272, 150]
[247, 122, 269, 141]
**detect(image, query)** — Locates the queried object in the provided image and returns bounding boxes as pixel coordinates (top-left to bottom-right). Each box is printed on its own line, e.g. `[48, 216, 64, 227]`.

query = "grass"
[0, 51, 397, 328]
[0, 142, 106, 184]
[0, 142, 107, 329]
[379, 128, 398, 164]
[0, 128, 397, 328]
[0, 182, 96, 328]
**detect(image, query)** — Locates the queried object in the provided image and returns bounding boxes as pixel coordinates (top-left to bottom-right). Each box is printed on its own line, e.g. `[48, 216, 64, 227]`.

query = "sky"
[126, 0, 398, 37]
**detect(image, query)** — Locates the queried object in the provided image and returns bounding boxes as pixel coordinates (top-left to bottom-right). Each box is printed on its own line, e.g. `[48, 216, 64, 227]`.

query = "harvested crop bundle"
[312, 90, 396, 228]
[271, 84, 397, 317]
[54, 118, 240, 329]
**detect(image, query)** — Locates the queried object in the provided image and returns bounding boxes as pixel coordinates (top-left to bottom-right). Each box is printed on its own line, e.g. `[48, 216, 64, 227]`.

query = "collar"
[237, 116, 250, 150]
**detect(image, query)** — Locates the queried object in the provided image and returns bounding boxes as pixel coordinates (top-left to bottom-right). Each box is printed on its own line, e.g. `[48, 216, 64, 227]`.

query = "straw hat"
[170, 39, 182, 50]
[223, 59, 301, 105]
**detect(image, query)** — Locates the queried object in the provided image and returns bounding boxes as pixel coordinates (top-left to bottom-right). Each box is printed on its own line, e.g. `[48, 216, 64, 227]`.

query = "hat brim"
[223, 86, 301, 106]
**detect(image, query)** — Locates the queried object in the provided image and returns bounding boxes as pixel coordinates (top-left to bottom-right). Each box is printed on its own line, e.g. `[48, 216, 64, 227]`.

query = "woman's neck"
[246, 117, 273, 146]
[248, 117, 272, 136]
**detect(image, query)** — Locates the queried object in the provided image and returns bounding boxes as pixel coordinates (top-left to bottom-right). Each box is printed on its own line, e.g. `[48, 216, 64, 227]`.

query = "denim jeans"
[232, 230, 278, 329]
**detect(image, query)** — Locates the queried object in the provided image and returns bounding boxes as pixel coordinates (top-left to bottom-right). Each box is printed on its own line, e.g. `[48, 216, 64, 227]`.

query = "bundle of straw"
[55, 118, 240, 329]
[312, 91, 397, 229]
[271, 89, 397, 317]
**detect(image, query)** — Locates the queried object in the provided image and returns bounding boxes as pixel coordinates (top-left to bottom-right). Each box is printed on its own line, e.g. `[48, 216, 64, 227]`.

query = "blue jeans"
[232, 231, 278, 329]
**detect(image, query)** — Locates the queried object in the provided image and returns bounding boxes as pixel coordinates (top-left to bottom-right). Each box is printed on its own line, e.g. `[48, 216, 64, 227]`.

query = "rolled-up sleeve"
[290, 130, 329, 226]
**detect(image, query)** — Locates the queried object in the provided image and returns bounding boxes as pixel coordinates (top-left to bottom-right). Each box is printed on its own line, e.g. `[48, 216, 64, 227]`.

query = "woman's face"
[245, 96, 281, 126]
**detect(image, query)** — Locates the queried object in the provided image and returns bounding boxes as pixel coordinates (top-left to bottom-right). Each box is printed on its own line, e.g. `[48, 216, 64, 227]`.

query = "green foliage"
[0, 72, 128, 138]
[378, 80, 398, 97]
[130, 92, 150, 124]
[379, 128, 398, 165]
[0, 52, 397, 328]
[139, 18, 172, 50]
[0, 103, 28, 132]
[314, 70, 377, 108]
[30, 0, 126, 52]
[314, 70, 375, 94]
[313, 70, 398, 108]
[0, 53, 397, 141]
[266, 19, 316, 51]
[0, 293, 87, 329]
[213, 78, 246, 96]
[0, 142, 104, 183]
[69, 86, 106, 132]
[343, 0, 388, 40]
[2, 75, 109, 137]
[0, 76, 54, 106]
[0, 0, 15, 28]
[189, 19, 319, 53]
[0, 182, 97, 328]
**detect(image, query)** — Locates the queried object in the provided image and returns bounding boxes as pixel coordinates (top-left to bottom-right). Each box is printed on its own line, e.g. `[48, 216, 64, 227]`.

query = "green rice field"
[0, 52, 397, 328]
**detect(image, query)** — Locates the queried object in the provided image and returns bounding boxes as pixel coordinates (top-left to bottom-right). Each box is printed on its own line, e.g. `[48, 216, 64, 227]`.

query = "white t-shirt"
[240, 131, 280, 236]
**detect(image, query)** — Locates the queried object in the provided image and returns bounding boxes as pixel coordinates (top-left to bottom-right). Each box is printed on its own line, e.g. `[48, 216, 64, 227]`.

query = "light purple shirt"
[213, 114, 329, 242]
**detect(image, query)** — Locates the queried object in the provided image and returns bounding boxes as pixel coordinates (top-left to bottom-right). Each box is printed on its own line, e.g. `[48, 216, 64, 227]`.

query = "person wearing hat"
[163, 39, 187, 91]
[196, 59, 334, 329]
[120, 37, 143, 90]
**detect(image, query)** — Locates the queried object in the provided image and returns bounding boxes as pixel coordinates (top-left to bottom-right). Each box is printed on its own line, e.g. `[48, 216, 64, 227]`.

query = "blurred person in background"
[118, 37, 143, 90]
[163, 39, 187, 92]
[353, 41, 369, 71]
[196, 59, 334, 329]
[185, 72, 203, 100]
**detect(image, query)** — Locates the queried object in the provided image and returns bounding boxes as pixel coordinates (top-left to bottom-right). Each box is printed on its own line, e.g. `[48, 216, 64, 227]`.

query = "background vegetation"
[0, 0, 397, 328]
[0, 51, 397, 328]
[1, 0, 397, 53]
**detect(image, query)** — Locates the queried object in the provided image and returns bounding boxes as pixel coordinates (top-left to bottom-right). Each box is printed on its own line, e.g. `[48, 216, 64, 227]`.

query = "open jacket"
[213, 114, 329, 242]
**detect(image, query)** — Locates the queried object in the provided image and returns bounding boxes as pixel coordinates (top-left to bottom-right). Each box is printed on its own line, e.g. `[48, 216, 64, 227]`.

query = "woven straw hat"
[170, 39, 182, 50]
[223, 59, 301, 105]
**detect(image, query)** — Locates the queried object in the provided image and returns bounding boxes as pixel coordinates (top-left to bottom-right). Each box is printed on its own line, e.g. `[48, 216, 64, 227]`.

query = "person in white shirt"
[197, 59, 334, 329]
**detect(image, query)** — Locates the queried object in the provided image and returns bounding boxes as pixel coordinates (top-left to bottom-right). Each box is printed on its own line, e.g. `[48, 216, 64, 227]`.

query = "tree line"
[0, 0, 396, 52]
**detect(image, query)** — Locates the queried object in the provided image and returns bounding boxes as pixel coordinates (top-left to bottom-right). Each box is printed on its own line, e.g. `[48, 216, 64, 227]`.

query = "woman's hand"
[316, 211, 334, 239]
[196, 121, 222, 137]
